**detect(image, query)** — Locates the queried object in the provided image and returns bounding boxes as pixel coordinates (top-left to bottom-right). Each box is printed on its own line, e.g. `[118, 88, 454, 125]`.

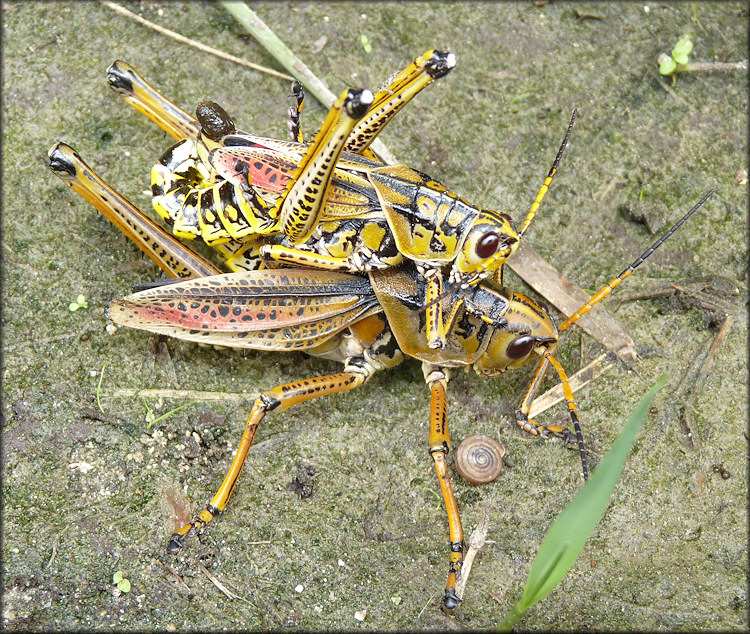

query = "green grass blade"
[220, 1, 397, 163]
[498, 375, 667, 631]
[219, 1, 336, 107]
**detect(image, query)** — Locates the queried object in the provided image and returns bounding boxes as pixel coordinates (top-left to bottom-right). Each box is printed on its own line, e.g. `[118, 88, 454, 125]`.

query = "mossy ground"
[3, 1, 747, 630]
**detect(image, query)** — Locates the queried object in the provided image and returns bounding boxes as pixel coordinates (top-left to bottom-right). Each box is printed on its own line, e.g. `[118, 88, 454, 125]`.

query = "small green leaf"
[117, 579, 131, 593]
[113, 571, 123, 583]
[360, 34, 372, 54]
[69, 294, 88, 311]
[672, 36, 693, 65]
[659, 57, 678, 76]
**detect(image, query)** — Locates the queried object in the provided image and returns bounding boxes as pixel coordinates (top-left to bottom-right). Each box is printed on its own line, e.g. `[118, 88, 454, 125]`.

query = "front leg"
[424, 271, 447, 349]
[514, 353, 588, 480]
[423, 364, 465, 612]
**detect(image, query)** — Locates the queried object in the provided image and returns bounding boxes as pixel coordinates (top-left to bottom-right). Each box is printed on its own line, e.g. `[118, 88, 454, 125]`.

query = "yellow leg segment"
[277, 88, 374, 243]
[167, 370, 368, 553]
[47, 142, 220, 279]
[424, 365, 465, 612]
[514, 352, 588, 479]
[259, 244, 361, 271]
[107, 60, 200, 141]
[513, 355, 568, 437]
[346, 49, 456, 158]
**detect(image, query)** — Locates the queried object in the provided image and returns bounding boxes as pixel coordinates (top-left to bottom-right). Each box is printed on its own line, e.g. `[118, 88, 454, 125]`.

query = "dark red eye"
[507, 334, 535, 360]
[475, 231, 500, 258]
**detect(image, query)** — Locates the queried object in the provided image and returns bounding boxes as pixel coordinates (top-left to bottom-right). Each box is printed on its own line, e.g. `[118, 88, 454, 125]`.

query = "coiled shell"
[455, 434, 506, 484]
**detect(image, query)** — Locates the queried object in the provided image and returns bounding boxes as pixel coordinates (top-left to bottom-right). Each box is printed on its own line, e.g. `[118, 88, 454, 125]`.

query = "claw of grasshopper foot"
[167, 533, 184, 554]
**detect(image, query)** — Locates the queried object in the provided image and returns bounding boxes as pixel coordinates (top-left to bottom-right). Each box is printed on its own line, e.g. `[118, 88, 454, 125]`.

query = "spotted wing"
[108, 269, 380, 351]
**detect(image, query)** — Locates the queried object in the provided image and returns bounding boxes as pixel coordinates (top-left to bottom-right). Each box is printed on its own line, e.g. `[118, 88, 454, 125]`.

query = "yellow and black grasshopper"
[103, 51, 573, 349]
[47, 137, 712, 611]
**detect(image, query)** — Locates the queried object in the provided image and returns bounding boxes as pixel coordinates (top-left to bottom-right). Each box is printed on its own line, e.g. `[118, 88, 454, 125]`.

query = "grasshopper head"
[473, 291, 557, 376]
[453, 210, 519, 286]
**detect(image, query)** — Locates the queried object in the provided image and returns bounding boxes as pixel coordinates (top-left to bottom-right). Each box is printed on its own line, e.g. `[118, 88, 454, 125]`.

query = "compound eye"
[507, 334, 535, 360]
[475, 231, 501, 259]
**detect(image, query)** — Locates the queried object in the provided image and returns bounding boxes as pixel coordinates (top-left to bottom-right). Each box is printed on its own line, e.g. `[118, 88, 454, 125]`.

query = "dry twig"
[454, 498, 493, 602]
[682, 315, 733, 449]
[99, 1, 294, 81]
[104, 388, 249, 401]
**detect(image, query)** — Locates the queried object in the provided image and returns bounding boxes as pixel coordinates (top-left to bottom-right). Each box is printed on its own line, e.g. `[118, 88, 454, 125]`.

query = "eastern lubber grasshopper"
[103, 51, 573, 349]
[47, 131, 712, 611]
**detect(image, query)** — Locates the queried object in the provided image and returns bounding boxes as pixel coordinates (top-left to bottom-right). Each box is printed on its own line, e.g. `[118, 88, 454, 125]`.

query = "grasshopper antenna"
[518, 108, 577, 237]
[546, 353, 588, 480]
[560, 189, 715, 332]
[538, 189, 713, 480]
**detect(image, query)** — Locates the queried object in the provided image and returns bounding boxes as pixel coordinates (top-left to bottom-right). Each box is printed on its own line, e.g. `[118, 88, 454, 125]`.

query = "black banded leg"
[168, 368, 369, 552]
[423, 364, 465, 612]
[513, 353, 588, 480]
[287, 80, 305, 143]
[545, 354, 588, 480]
[47, 142, 220, 279]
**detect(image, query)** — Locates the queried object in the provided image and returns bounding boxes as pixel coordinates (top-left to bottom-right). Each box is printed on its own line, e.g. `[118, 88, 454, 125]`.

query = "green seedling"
[658, 35, 746, 79]
[360, 34, 372, 54]
[68, 294, 88, 312]
[112, 571, 131, 593]
[509, 91, 531, 105]
[144, 399, 199, 428]
[659, 35, 693, 76]
[671, 35, 694, 65]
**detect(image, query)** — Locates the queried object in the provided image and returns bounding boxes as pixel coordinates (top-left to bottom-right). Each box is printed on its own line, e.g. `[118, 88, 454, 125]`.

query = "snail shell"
[455, 434, 506, 484]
